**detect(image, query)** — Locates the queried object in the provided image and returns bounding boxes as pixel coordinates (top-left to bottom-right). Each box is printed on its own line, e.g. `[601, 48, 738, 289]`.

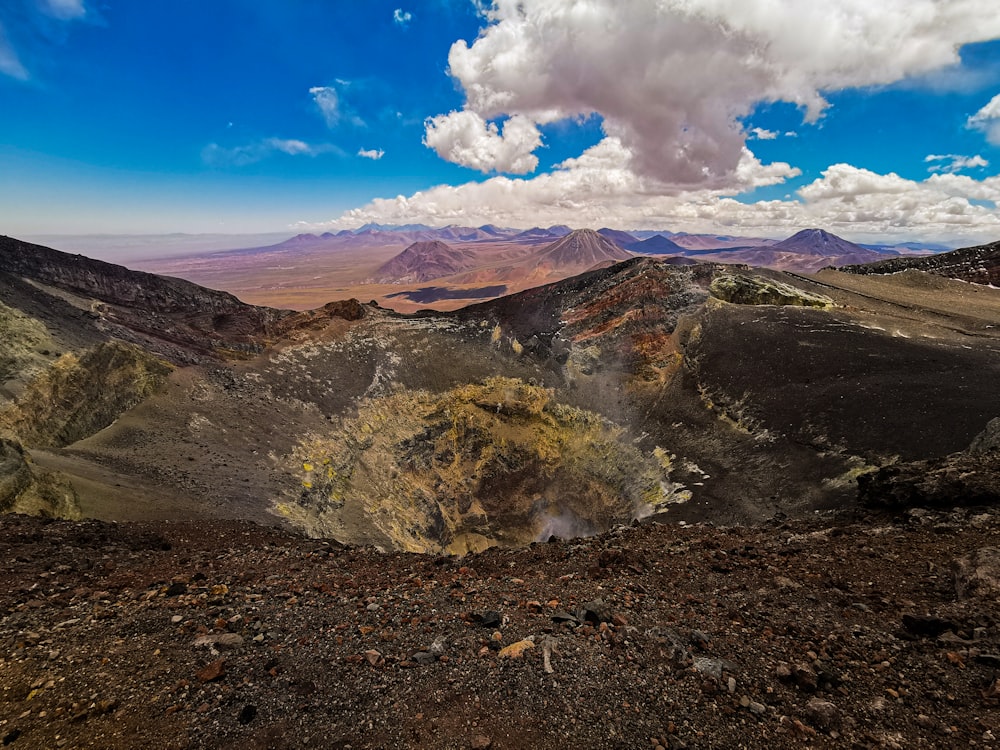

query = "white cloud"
[423, 111, 542, 174]
[968, 93, 1000, 145]
[393, 8, 412, 26]
[202, 138, 338, 167]
[310, 86, 341, 128]
[42, 0, 86, 20]
[358, 148, 385, 160]
[925, 153, 989, 173]
[305, 137, 799, 230]
[0, 22, 28, 80]
[300, 153, 1000, 245]
[430, 0, 1000, 185]
[749, 127, 778, 140]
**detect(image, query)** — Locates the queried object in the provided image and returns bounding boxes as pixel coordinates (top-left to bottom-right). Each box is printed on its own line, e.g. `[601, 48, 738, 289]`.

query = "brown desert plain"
[132, 236, 552, 314]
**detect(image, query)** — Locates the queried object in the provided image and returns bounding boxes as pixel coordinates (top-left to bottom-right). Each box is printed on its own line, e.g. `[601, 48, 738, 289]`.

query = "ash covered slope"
[0, 235, 291, 362]
[840, 237, 1000, 285]
[0, 236, 298, 519]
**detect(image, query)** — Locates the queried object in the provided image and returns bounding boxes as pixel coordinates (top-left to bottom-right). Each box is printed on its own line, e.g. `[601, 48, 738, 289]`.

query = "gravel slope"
[1, 507, 998, 749]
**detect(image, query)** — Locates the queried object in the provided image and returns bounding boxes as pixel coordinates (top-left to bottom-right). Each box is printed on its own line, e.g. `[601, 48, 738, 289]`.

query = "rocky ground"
[1, 506, 998, 749]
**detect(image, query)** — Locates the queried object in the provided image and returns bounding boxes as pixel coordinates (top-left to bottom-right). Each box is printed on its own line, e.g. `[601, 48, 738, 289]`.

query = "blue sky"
[3, 1, 1000, 244]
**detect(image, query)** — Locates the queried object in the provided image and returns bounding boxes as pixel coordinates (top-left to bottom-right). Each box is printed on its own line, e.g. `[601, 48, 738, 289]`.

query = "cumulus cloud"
[430, 0, 1000, 186]
[358, 147, 385, 160]
[304, 2, 1000, 245]
[301, 153, 1000, 245]
[968, 93, 1000, 145]
[202, 138, 338, 167]
[423, 111, 542, 174]
[925, 153, 989, 173]
[393, 8, 412, 26]
[306, 137, 798, 230]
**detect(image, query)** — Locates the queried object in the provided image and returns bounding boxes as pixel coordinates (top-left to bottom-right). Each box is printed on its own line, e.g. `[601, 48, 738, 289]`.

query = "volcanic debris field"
[1, 507, 999, 749]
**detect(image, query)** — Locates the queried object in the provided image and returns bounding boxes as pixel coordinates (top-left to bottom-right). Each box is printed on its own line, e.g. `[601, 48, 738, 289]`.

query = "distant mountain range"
[129, 223, 955, 313]
[374, 229, 635, 287]
[369, 227, 908, 287]
[248, 224, 943, 260]
[672, 228, 894, 273]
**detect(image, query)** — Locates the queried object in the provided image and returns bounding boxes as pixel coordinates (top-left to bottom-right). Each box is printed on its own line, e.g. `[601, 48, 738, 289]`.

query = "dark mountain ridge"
[840, 238, 1000, 285]
[0, 235, 289, 361]
[628, 234, 687, 255]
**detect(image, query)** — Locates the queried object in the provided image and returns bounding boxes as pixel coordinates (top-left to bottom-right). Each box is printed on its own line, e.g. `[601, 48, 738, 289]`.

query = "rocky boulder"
[858, 417, 1000, 509]
[0, 438, 79, 518]
[952, 547, 1000, 600]
[709, 274, 832, 307]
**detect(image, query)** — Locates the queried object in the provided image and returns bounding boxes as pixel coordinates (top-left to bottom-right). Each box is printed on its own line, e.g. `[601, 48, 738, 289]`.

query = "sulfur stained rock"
[497, 639, 535, 659]
[279, 377, 689, 552]
[709, 274, 832, 308]
[0, 342, 172, 449]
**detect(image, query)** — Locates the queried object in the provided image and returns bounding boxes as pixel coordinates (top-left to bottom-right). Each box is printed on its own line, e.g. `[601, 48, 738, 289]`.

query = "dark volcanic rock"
[970, 417, 1000, 455]
[0, 507, 998, 749]
[858, 452, 1000, 509]
[0, 236, 273, 318]
[841, 238, 1000, 286]
[901, 613, 956, 637]
[0, 235, 290, 362]
[859, 419, 1000, 509]
[952, 547, 1000, 600]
